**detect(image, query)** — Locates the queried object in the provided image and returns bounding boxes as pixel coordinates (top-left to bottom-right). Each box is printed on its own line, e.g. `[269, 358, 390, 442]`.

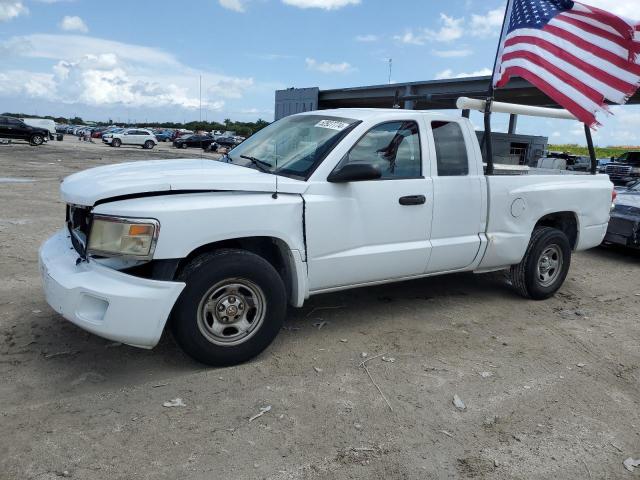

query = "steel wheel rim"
[536, 244, 563, 288]
[197, 278, 266, 346]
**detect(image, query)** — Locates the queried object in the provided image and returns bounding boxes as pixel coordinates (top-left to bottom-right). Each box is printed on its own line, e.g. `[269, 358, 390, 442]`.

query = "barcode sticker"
[315, 120, 350, 131]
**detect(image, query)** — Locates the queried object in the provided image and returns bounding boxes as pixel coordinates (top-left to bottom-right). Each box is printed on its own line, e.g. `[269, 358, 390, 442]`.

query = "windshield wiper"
[240, 155, 273, 173]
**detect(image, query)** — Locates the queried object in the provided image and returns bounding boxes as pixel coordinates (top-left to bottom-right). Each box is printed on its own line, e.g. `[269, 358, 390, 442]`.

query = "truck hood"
[61, 159, 307, 206]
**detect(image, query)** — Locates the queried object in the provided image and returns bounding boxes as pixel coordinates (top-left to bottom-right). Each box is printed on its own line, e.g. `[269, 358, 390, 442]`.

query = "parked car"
[603, 180, 640, 249]
[39, 108, 614, 366]
[91, 127, 111, 139]
[154, 130, 173, 142]
[173, 134, 215, 149]
[207, 136, 239, 152]
[597, 158, 612, 174]
[605, 152, 640, 184]
[171, 129, 194, 141]
[104, 128, 157, 149]
[21, 118, 56, 141]
[567, 156, 591, 172]
[101, 128, 123, 143]
[0, 115, 49, 145]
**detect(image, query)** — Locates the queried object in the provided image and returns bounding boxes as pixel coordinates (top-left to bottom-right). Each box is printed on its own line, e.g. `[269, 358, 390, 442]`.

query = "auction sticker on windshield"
[315, 120, 350, 131]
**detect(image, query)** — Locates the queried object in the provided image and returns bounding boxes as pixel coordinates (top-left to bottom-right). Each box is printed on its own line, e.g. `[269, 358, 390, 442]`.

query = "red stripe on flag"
[574, 2, 635, 40]
[501, 50, 606, 106]
[496, 66, 600, 127]
[556, 15, 639, 51]
[545, 24, 640, 75]
[504, 35, 638, 98]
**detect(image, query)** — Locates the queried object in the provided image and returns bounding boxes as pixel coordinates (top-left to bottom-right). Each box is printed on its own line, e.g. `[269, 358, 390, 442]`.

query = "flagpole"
[489, 0, 515, 98]
[485, 0, 514, 175]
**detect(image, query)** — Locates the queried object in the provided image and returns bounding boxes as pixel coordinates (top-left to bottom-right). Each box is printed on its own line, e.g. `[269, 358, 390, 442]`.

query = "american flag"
[493, 0, 640, 128]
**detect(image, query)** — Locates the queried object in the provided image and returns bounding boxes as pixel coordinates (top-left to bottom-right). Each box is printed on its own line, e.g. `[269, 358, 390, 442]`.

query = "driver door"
[304, 120, 433, 292]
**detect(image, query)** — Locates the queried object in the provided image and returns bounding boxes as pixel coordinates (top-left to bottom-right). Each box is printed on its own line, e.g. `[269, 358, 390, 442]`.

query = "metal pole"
[484, 99, 495, 176]
[481, 2, 512, 177]
[584, 124, 597, 175]
[508, 114, 518, 134]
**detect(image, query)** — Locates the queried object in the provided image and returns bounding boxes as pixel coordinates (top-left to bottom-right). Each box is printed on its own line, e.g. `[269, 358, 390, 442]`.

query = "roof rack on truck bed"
[456, 97, 598, 176]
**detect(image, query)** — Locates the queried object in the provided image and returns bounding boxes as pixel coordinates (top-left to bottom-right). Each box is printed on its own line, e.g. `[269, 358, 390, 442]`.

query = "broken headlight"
[87, 215, 159, 260]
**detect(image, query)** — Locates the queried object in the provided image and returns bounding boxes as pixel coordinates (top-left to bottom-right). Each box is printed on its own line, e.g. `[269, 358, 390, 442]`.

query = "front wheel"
[181, 142, 188, 149]
[30, 134, 44, 146]
[143, 140, 154, 149]
[171, 249, 287, 366]
[111, 138, 121, 147]
[510, 227, 571, 300]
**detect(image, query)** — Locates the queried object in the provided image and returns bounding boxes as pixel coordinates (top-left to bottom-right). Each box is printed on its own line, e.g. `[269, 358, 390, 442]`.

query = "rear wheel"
[112, 138, 121, 147]
[30, 134, 44, 146]
[171, 249, 287, 366]
[181, 142, 188, 149]
[510, 227, 571, 300]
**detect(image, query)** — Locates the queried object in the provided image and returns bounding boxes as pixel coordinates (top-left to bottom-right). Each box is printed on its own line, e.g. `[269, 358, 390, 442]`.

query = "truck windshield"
[228, 115, 360, 179]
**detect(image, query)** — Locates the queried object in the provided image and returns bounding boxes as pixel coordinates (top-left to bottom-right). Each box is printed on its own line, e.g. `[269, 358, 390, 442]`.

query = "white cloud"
[432, 48, 473, 58]
[355, 34, 378, 42]
[470, 7, 505, 38]
[435, 68, 492, 80]
[305, 57, 354, 74]
[0, 34, 254, 111]
[394, 14, 464, 46]
[282, 0, 360, 10]
[218, 0, 247, 12]
[59, 15, 88, 33]
[0, 0, 28, 21]
[5, 34, 180, 67]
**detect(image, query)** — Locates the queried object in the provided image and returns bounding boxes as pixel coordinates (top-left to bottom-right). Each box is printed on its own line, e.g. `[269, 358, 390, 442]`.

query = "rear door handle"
[399, 195, 426, 206]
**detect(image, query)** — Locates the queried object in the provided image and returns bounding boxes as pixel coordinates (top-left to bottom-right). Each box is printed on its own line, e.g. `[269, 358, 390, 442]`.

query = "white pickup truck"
[39, 107, 614, 365]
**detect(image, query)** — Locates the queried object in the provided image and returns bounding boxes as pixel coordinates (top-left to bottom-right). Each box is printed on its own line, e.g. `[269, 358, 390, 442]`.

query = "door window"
[340, 121, 422, 179]
[431, 121, 469, 176]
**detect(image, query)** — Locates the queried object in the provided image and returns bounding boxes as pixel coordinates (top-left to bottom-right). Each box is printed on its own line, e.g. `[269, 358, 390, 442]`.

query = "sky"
[0, 0, 639, 146]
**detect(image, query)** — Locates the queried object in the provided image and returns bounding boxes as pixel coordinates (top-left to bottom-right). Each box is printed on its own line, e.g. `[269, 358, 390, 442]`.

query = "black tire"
[143, 140, 154, 150]
[181, 142, 188, 149]
[510, 227, 571, 300]
[30, 134, 44, 146]
[112, 138, 121, 147]
[171, 249, 287, 366]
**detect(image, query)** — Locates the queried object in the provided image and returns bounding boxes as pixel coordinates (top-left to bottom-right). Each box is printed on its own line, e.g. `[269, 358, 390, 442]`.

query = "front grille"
[66, 204, 91, 257]
[606, 164, 632, 176]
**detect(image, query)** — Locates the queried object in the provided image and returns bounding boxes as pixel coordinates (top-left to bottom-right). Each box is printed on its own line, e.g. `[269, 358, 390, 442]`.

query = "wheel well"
[534, 212, 578, 249]
[177, 237, 293, 300]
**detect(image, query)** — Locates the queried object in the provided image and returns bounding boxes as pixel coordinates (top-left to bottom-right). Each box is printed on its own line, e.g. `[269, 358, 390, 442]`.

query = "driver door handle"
[399, 195, 426, 206]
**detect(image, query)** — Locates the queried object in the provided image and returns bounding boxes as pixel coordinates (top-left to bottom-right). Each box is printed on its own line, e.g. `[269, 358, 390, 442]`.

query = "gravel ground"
[1, 139, 639, 480]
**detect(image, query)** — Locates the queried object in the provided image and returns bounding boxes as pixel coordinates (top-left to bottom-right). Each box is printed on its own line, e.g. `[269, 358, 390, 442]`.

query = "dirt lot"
[1, 139, 639, 480]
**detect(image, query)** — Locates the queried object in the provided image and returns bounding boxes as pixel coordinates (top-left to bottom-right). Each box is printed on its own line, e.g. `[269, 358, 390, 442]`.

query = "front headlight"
[87, 216, 159, 259]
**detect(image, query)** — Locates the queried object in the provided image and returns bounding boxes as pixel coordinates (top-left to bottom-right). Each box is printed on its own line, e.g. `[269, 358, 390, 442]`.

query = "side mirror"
[327, 163, 382, 183]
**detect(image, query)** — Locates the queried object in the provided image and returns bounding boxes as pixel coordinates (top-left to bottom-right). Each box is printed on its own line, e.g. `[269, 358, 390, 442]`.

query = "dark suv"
[605, 152, 640, 184]
[0, 116, 49, 146]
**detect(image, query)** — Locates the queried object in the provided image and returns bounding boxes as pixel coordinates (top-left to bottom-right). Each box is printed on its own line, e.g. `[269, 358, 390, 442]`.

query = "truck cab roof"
[294, 108, 451, 122]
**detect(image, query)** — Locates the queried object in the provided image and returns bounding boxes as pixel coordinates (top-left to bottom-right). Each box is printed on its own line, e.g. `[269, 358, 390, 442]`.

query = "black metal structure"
[276, 75, 633, 174]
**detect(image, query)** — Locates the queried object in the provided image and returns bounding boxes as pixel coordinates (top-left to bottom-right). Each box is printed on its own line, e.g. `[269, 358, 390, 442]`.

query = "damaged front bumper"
[39, 230, 185, 348]
[604, 213, 640, 248]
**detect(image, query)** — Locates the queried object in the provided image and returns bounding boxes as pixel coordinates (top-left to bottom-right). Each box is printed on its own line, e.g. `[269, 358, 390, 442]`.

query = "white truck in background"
[21, 118, 56, 141]
[39, 102, 614, 366]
